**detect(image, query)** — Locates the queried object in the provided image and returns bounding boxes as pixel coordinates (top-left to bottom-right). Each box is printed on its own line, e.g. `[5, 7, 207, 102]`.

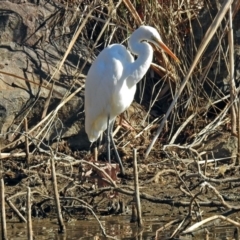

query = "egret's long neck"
[127, 35, 153, 88]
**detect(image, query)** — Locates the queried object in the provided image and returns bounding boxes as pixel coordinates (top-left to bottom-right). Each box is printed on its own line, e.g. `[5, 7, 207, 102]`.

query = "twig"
[77, 204, 117, 239]
[228, 4, 237, 136]
[238, 98, 240, 165]
[50, 157, 66, 233]
[169, 113, 196, 144]
[170, 216, 190, 239]
[0, 177, 7, 240]
[200, 182, 235, 210]
[133, 149, 143, 227]
[122, 0, 143, 26]
[204, 155, 208, 176]
[5, 198, 27, 223]
[155, 219, 182, 240]
[41, 83, 54, 120]
[185, 171, 240, 185]
[121, 117, 160, 148]
[24, 118, 30, 165]
[163, 144, 237, 164]
[144, 169, 177, 184]
[57, 196, 117, 239]
[0, 152, 26, 159]
[130, 203, 137, 223]
[183, 215, 240, 234]
[27, 187, 33, 240]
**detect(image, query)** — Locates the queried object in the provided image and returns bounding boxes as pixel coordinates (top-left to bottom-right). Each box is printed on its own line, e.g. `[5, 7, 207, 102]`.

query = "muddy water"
[3, 217, 238, 240]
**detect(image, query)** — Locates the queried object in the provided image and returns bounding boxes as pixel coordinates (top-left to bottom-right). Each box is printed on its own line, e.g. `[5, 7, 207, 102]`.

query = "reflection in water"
[4, 217, 238, 239]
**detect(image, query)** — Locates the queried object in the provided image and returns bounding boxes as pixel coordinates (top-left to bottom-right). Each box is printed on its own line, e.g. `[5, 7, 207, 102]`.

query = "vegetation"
[1, 0, 240, 239]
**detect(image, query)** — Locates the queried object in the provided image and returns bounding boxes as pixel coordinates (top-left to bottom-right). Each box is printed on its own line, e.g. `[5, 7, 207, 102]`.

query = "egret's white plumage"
[85, 44, 134, 142]
[85, 25, 179, 145]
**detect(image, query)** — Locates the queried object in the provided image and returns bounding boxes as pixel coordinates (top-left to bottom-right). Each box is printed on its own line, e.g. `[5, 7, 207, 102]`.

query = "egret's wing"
[84, 44, 133, 142]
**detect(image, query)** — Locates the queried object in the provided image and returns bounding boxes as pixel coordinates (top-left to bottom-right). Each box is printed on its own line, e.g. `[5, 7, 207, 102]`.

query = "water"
[2, 217, 239, 239]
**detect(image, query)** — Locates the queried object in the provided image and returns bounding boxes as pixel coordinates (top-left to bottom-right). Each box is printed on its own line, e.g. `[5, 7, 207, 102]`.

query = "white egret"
[85, 26, 179, 175]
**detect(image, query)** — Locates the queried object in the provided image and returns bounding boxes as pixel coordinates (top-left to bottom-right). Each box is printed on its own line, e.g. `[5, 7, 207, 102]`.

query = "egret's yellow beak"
[156, 39, 180, 63]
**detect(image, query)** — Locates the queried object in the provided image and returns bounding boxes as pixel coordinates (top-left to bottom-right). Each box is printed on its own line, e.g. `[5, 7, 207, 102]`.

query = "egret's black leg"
[110, 119, 125, 175]
[107, 114, 111, 163]
[93, 142, 98, 161]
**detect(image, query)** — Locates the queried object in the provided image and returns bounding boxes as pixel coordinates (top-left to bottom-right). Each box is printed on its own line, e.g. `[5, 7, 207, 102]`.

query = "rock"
[0, 1, 91, 151]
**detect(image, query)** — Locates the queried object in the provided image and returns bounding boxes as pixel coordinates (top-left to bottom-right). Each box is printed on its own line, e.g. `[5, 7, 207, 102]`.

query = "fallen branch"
[183, 215, 240, 234]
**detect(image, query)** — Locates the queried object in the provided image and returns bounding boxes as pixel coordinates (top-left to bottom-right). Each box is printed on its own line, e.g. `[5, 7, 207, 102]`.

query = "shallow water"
[2, 217, 239, 240]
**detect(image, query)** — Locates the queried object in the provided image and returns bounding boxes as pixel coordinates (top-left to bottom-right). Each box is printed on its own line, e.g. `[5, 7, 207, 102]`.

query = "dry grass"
[1, 1, 240, 237]
[60, 0, 240, 159]
[1, 0, 240, 160]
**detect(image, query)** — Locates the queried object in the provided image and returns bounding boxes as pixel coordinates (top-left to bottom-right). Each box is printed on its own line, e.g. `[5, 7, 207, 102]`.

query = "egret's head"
[138, 25, 180, 63]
